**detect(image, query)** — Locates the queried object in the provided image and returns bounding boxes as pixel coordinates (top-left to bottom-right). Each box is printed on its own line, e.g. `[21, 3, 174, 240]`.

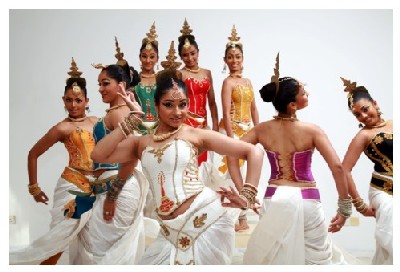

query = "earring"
[156, 63, 160, 72]
[377, 106, 383, 116]
[358, 123, 364, 128]
[86, 105, 90, 113]
[222, 63, 227, 74]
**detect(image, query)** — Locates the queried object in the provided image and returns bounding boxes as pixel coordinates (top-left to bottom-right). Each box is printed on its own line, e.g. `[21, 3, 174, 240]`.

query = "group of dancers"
[10, 19, 392, 265]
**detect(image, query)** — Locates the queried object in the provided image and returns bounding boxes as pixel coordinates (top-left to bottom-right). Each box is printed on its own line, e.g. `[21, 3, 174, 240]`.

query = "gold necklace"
[183, 67, 201, 73]
[106, 104, 127, 113]
[229, 73, 242, 78]
[273, 113, 298, 122]
[153, 125, 183, 142]
[67, 116, 87, 122]
[140, 72, 155, 78]
[365, 119, 387, 129]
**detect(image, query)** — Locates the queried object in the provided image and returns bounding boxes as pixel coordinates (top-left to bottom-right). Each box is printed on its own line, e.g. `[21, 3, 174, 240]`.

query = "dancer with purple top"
[220, 53, 352, 264]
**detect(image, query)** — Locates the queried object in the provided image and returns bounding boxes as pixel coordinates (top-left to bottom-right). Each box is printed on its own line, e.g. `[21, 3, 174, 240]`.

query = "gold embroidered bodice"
[64, 127, 95, 171]
[141, 139, 204, 216]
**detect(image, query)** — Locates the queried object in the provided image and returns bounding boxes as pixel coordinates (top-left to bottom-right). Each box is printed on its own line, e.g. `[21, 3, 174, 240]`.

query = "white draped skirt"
[70, 169, 148, 264]
[243, 186, 333, 264]
[9, 169, 94, 264]
[369, 185, 393, 264]
[139, 187, 235, 265]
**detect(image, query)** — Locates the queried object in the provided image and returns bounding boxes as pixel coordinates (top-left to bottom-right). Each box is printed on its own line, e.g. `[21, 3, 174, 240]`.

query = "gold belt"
[61, 167, 92, 193]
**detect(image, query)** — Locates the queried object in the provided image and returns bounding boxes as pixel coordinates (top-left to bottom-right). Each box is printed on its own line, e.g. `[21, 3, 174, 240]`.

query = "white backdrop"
[9, 9, 393, 260]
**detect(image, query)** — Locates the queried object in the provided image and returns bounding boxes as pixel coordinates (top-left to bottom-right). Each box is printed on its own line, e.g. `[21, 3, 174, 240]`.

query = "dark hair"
[65, 78, 87, 97]
[178, 35, 199, 56]
[347, 86, 373, 109]
[154, 70, 187, 105]
[259, 77, 299, 113]
[140, 42, 159, 54]
[224, 44, 243, 57]
[101, 64, 140, 89]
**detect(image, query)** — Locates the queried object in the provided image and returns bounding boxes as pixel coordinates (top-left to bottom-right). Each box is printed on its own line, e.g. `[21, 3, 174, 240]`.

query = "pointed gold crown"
[142, 22, 159, 50]
[160, 41, 182, 70]
[271, 52, 280, 97]
[226, 24, 242, 49]
[179, 18, 194, 49]
[114, 36, 127, 66]
[67, 57, 84, 94]
[340, 77, 358, 108]
[68, 57, 83, 78]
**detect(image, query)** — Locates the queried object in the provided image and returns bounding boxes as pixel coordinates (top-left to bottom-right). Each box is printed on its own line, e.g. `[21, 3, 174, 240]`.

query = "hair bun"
[259, 82, 276, 103]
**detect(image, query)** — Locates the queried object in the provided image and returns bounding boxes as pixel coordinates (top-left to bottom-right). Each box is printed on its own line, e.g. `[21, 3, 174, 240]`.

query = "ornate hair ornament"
[67, 57, 83, 95]
[142, 22, 158, 50]
[270, 52, 280, 100]
[170, 78, 183, 100]
[340, 77, 358, 108]
[179, 18, 194, 49]
[226, 24, 242, 50]
[161, 41, 182, 70]
[114, 36, 127, 66]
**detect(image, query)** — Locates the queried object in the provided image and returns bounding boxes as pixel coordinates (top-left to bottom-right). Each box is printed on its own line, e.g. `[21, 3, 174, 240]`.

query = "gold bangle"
[28, 183, 42, 196]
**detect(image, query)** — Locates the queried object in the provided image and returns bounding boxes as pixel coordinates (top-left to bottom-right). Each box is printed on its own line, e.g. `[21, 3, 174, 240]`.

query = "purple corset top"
[266, 149, 315, 183]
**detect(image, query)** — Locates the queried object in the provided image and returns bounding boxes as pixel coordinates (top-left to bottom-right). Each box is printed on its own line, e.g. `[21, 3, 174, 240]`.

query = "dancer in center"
[91, 41, 264, 265]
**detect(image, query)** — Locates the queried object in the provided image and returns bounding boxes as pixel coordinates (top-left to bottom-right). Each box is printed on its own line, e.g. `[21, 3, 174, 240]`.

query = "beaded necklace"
[183, 67, 201, 74]
[229, 73, 242, 78]
[153, 125, 183, 142]
[140, 72, 156, 78]
[273, 113, 298, 122]
[67, 116, 87, 122]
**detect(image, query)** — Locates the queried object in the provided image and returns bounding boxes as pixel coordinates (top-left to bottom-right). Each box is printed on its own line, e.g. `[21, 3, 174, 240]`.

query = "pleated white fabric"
[9, 171, 94, 264]
[243, 186, 333, 264]
[369, 186, 393, 264]
[139, 187, 235, 265]
[69, 169, 149, 264]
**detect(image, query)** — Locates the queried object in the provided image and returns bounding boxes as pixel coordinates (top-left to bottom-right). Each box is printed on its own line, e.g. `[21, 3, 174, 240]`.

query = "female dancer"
[10, 58, 98, 264]
[218, 24, 259, 231]
[221, 54, 352, 264]
[178, 19, 219, 167]
[340, 77, 392, 264]
[133, 22, 159, 135]
[90, 65, 264, 264]
[70, 39, 148, 263]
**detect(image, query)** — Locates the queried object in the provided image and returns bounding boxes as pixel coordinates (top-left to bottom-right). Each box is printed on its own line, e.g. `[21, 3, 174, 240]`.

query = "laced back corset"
[364, 132, 393, 194]
[141, 139, 204, 216]
[266, 149, 315, 183]
[92, 118, 120, 171]
[185, 77, 210, 128]
[63, 127, 95, 171]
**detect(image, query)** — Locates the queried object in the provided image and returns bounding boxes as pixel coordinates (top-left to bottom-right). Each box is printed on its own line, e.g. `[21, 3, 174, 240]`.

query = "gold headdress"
[179, 18, 194, 49]
[114, 36, 127, 66]
[270, 52, 280, 98]
[226, 24, 242, 50]
[67, 57, 84, 95]
[157, 41, 182, 85]
[160, 41, 182, 71]
[142, 22, 158, 50]
[340, 77, 358, 108]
